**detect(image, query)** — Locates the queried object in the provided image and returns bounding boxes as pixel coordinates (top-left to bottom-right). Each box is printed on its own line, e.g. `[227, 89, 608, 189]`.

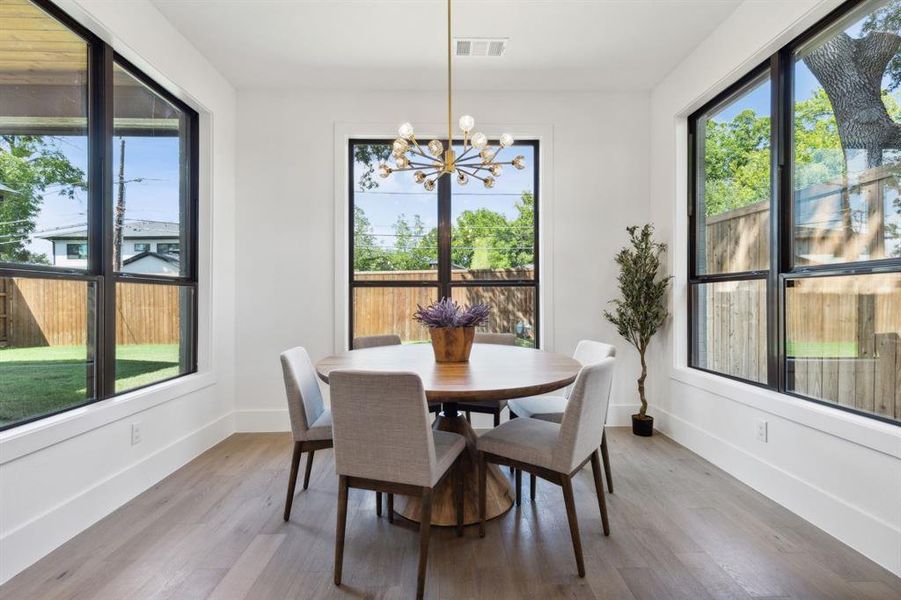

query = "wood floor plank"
[1, 429, 897, 600]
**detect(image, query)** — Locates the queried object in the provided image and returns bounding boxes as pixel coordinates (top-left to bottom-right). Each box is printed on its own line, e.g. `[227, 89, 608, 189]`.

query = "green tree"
[0, 135, 86, 263]
[352, 205, 391, 272]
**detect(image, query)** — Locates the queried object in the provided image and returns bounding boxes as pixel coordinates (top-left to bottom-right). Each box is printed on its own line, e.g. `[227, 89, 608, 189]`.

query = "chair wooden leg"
[454, 458, 464, 537]
[387, 493, 394, 524]
[334, 475, 349, 586]
[601, 431, 613, 493]
[530, 472, 536, 501]
[302, 449, 315, 490]
[283, 441, 302, 521]
[515, 468, 522, 506]
[560, 474, 585, 577]
[493, 409, 500, 427]
[590, 449, 611, 536]
[478, 453, 487, 538]
[416, 488, 433, 600]
[376, 491, 382, 517]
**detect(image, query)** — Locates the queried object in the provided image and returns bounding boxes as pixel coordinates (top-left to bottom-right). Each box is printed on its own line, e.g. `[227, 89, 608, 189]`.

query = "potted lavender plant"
[413, 298, 491, 362]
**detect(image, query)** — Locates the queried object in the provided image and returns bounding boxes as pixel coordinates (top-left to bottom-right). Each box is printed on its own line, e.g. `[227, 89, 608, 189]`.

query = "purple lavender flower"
[413, 298, 491, 328]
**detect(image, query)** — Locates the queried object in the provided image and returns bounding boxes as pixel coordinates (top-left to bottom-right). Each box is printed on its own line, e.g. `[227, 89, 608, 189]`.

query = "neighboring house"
[37, 220, 181, 274]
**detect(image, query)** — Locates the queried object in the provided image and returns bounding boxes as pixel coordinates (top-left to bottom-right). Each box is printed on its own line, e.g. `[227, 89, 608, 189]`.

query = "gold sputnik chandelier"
[379, 0, 525, 191]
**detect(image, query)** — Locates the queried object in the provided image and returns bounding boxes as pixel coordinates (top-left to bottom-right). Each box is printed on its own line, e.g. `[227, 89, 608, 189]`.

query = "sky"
[24, 135, 181, 258]
[353, 143, 535, 250]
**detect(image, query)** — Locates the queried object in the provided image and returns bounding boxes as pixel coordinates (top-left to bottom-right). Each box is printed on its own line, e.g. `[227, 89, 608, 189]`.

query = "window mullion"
[437, 151, 452, 299]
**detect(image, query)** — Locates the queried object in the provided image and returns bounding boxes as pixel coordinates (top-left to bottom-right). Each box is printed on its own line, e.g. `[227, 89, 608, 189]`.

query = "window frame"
[687, 0, 901, 425]
[0, 0, 199, 431]
[347, 138, 540, 348]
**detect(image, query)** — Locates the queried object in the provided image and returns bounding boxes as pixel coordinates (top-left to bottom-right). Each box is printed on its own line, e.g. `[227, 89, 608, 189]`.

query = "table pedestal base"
[395, 404, 513, 526]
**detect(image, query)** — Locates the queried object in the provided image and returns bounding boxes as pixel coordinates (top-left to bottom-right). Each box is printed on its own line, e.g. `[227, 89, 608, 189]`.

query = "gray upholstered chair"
[459, 331, 517, 426]
[330, 370, 466, 600]
[477, 356, 616, 578]
[353, 333, 441, 420]
[280, 346, 335, 521]
[352, 334, 402, 349]
[508, 340, 616, 501]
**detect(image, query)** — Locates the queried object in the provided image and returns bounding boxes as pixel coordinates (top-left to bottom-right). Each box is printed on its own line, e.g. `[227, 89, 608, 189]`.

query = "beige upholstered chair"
[477, 357, 616, 578]
[353, 334, 440, 421]
[508, 340, 616, 501]
[280, 346, 335, 521]
[330, 370, 466, 600]
[352, 334, 402, 349]
[459, 331, 517, 426]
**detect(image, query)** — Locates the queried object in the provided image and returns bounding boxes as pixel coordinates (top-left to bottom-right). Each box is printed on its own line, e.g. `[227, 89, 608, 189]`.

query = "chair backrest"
[553, 357, 616, 473]
[329, 370, 437, 487]
[564, 340, 616, 399]
[280, 347, 326, 441]
[352, 334, 402, 349]
[473, 332, 517, 346]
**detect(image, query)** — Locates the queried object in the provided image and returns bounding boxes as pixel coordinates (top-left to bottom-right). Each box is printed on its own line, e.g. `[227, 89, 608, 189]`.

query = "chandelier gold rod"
[457, 167, 488, 182]
[447, 0, 452, 149]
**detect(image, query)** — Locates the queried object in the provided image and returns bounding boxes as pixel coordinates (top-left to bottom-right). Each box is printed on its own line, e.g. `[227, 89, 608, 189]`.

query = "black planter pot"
[631, 414, 654, 437]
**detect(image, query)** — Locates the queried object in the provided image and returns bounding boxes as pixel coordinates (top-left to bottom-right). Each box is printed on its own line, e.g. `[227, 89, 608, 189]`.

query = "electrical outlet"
[131, 422, 142, 446]
[755, 419, 768, 443]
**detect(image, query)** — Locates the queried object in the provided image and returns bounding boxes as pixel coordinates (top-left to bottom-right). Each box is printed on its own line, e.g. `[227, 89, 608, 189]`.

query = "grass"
[785, 341, 858, 358]
[0, 344, 180, 427]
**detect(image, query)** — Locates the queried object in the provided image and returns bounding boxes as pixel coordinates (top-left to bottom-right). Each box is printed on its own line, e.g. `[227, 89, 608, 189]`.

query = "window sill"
[670, 366, 901, 458]
[0, 371, 217, 464]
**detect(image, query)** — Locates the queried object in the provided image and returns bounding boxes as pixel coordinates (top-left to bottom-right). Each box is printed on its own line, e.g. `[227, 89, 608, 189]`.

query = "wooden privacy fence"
[0, 277, 180, 348]
[353, 269, 536, 344]
[703, 165, 901, 419]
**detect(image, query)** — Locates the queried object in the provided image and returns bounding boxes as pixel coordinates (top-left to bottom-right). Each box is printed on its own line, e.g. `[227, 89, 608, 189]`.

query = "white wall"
[234, 89, 651, 431]
[648, 0, 901, 576]
[0, 0, 237, 584]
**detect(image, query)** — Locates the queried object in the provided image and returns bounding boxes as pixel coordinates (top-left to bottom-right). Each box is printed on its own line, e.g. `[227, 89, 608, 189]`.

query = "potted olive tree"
[604, 225, 671, 436]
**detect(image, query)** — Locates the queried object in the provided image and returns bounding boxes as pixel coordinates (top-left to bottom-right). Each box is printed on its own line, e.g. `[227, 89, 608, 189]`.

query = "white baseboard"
[0, 412, 234, 585]
[233, 403, 641, 433]
[654, 406, 901, 577]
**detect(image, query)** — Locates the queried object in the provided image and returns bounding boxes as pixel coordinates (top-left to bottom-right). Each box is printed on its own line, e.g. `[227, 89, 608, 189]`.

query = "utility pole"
[113, 138, 126, 271]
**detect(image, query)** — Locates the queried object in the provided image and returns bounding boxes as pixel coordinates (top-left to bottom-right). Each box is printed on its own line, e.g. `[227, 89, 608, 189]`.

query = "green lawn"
[0, 344, 180, 427]
[785, 341, 858, 358]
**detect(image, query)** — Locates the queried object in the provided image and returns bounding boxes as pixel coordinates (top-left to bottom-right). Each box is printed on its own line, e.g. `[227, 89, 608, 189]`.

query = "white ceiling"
[151, 0, 743, 91]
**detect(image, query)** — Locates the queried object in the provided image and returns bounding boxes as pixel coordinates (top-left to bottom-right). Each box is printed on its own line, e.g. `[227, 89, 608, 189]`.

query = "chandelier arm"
[407, 147, 434, 160]
[408, 136, 429, 158]
[457, 167, 488, 182]
[408, 159, 442, 168]
[456, 147, 477, 163]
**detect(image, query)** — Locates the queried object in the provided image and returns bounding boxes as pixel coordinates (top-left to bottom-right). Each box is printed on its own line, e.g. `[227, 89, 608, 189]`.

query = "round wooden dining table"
[315, 343, 581, 526]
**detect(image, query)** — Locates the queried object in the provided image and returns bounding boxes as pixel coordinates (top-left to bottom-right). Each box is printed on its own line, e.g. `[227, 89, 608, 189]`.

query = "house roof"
[0, 182, 19, 195]
[122, 251, 180, 266]
[37, 220, 180, 240]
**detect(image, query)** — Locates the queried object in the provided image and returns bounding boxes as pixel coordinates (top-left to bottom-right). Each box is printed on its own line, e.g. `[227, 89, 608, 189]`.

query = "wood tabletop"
[315, 343, 581, 403]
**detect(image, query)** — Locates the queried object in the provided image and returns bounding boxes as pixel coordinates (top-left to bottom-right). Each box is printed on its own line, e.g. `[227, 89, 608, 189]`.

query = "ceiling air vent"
[454, 38, 508, 57]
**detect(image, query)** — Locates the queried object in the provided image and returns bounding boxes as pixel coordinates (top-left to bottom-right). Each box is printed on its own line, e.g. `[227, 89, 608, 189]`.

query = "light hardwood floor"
[2, 429, 898, 600]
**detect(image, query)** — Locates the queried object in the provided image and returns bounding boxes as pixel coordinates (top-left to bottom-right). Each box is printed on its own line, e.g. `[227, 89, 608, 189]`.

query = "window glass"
[115, 282, 191, 392]
[0, 0, 89, 268]
[352, 286, 437, 343]
[786, 273, 900, 420]
[0, 277, 94, 427]
[112, 61, 188, 276]
[792, 0, 901, 265]
[134, 243, 150, 253]
[695, 75, 771, 275]
[67, 243, 87, 259]
[451, 286, 536, 347]
[690, 280, 768, 383]
[352, 143, 438, 280]
[451, 143, 535, 280]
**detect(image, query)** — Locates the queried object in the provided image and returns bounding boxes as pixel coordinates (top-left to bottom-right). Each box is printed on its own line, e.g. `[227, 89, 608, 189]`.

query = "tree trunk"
[803, 31, 901, 169]
[637, 347, 648, 417]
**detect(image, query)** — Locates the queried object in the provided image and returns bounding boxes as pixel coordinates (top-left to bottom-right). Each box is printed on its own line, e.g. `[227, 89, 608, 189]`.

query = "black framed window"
[0, 0, 198, 430]
[134, 243, 150, 253]
[689, 0, 900, 424]
[349, 139, 539, 347]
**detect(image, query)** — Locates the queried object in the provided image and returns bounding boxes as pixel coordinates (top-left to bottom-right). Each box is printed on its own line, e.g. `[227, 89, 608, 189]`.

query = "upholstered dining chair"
[329, 370, 465, 600]
[507, 340, 616, 502]
[280, 346, 336, 521]
[477, 356, 615, 578]
[352, 333, 402, 349]
[353, 334, 441, 424]
[460, 331, 517, 426]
